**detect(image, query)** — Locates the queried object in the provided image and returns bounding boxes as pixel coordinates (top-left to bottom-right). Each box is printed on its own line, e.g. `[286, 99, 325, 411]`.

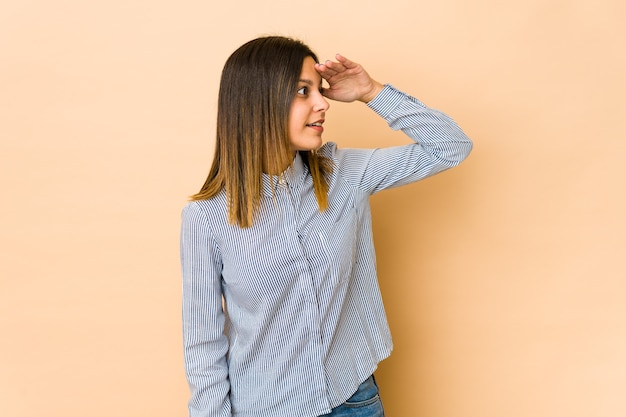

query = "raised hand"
[315, 54, 384, 103]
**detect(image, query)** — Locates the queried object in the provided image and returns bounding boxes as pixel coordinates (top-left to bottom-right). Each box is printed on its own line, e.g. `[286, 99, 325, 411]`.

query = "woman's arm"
[181, 202, 231, 417]
[355, 84, 473, 194]
[316, 54, 472, 194]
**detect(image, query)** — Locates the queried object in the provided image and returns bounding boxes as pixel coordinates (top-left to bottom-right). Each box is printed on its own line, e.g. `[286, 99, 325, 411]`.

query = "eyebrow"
[299, 78, 322, 86]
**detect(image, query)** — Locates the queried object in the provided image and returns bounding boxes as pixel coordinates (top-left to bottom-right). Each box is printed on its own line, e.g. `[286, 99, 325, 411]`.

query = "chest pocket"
[319, 207, 358, 283]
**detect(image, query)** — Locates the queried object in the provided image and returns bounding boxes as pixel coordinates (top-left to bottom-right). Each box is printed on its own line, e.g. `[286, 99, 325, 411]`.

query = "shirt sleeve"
[332, 84, 473, 195]
[180, 202, 232, 417]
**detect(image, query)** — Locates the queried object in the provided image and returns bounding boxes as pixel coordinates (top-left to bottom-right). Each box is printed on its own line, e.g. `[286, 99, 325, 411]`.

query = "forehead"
[299, 56, 321, 83]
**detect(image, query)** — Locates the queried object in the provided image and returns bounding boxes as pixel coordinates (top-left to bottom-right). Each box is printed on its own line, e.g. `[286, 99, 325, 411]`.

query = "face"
[288, 56, 330, 153]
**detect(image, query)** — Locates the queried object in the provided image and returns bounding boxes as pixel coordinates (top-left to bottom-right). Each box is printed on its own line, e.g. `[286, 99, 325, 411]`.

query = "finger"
[323, 59, 347, 74]
[314, 63, 336, 80]
[321, 87, 340, 101]
[315, 62, 341, 79]
[334, 54, 359, 69]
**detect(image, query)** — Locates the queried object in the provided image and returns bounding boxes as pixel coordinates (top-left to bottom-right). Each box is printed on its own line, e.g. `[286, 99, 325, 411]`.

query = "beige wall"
[1, 1, 625, 416]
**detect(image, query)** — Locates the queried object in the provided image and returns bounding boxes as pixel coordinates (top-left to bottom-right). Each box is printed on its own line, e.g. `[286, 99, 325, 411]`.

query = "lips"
[306, 120, 324, 127]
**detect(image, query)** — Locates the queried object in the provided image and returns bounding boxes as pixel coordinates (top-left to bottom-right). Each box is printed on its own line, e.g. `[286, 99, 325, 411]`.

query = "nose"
[315, 91, 330, 112]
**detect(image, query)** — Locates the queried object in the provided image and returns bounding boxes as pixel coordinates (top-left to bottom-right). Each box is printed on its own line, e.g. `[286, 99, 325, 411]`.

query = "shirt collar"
[261, 152, 306, 196]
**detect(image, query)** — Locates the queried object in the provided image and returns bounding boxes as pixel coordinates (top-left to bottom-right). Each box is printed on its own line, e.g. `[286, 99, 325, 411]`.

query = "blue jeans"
[320, 375, 385, 417]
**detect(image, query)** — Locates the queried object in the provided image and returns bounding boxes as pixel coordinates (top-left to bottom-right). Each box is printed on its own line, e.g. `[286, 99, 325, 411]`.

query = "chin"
[293, 140, 323, 152]
[311, 138, 323, 150]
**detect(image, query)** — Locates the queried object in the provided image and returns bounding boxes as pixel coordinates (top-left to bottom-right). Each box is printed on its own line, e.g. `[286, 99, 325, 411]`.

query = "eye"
[297, 86, 308, 96]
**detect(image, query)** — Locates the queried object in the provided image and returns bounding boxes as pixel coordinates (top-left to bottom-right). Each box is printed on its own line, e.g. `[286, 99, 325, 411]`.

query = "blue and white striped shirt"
[181, 85, 473, 417]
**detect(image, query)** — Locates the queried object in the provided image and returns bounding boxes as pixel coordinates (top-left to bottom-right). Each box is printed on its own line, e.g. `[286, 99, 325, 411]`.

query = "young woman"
[180, 36, 473, 417]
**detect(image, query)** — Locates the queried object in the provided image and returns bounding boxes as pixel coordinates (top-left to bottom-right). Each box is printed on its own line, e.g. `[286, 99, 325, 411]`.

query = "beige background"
[1, 0, 625, 416]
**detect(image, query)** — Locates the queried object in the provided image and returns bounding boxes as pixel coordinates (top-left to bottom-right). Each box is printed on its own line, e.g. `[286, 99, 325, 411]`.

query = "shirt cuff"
[367, 84, 427, 120]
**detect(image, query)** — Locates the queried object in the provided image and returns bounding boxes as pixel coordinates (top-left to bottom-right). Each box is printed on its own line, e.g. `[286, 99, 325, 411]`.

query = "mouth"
[306, 120, 325, 132]
[306, 120, 324, 127]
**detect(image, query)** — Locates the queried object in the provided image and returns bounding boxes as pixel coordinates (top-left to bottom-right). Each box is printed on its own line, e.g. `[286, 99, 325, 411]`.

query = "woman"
[181, 36, 472, 417]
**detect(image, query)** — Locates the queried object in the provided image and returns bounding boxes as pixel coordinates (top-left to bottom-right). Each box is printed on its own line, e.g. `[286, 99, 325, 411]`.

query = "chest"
[216, 180, 364, 305]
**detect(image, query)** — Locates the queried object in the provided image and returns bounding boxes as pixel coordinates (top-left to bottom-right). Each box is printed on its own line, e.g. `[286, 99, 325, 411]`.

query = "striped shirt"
[180, 85, 473, 417]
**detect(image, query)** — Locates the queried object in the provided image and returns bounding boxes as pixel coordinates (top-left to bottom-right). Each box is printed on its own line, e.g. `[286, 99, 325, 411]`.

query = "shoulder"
[180, 197, 230, 250]
[319, 141, 375, 173]
[318, 142, 376, 191]
[319, 141, 374, 164]
[181, 192, 227, 224]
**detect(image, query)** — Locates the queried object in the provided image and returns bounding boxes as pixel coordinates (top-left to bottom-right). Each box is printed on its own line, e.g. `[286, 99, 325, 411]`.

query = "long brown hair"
[191, 36, 332, 228]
